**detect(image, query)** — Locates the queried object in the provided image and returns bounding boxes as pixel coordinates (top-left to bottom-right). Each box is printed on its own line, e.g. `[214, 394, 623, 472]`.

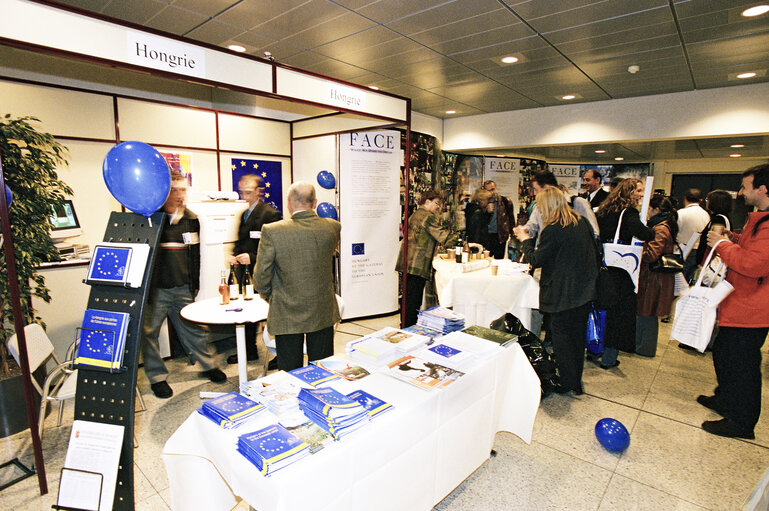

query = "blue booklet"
[288, 365, 341, 387]
[237, 424, 309, 476]
[297, 387, 365, 418]
[74, 309, 130, 369]
[346, 389, 393, 419]
[199, 392, 265, 429]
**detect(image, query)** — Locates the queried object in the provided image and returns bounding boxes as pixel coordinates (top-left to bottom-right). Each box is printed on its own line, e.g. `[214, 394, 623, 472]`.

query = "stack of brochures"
[402, 324, 444, 343]
[417, 306, 465, 334]
[385, 354, 465, 390]
[312, 356, 370, 381]
[278, 412, 334, 454]
[288, 365, 341, 387]
[74, 308, 130, 370]
[297, 387, 370, 440]
[242, 371, 303, 417]
[461, 325, 516, 347]
[346, 389, 393, 419]
[345, 327, 431, 364]
[197, 392, 265, 429]
[237, 424, 310, 476]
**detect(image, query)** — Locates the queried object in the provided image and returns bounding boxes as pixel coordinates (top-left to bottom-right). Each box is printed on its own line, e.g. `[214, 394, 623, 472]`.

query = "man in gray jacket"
[254, 182, 341, 371]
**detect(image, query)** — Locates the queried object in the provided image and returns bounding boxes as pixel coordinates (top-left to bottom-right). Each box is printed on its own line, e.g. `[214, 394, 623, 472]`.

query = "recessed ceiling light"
[742, 5, 769, 17]
[730, 153, 742, 158]
[228, 44, 246, 52]
[614, 157, 624, 161]
[445, 110, 456, 114]
[561, 94, 576, 100]
[731, 144, 745, 148]
[595, 150, 606, 154]
[737, 72, 757, 79]
[501, 56, 519, 64]
[368, 85, 379, 90]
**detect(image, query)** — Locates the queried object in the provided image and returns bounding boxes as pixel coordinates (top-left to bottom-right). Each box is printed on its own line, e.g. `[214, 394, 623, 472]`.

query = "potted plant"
[0, 114, 72, 437]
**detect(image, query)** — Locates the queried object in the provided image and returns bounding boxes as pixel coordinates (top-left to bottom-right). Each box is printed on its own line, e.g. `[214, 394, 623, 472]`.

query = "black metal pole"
[400, 102, 412, 328]
[0, 151, 48, 494]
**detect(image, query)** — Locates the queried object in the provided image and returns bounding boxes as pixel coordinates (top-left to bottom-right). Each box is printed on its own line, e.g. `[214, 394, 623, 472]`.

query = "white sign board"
[484, 157, 521, 212]
[339, 131, 401, 319]
[549, 164, 582, 196]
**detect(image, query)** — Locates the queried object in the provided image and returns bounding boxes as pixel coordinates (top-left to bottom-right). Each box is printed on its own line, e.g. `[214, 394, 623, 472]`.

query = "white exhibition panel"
[0, 79, 115, 139]
[484, 157, 521, 213]
[218, 113, 291, 156]
[292, 136, 337, 207]
[0, 0, 273, 93]
[276, 67, 407, 121]
[163, 341, 541, 511]
[117, 98, 217, 149]
[339, 131, 401, 319]
[292, 114, 394, 139]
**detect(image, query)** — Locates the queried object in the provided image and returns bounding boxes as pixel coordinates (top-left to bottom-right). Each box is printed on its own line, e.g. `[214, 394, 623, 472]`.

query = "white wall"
[292, 136, 337, 207]
[412, 112, 443, 143]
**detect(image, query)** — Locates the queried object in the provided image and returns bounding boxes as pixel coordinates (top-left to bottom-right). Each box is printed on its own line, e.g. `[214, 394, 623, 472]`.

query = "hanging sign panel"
[484, 157, 521, 213]
[339, 130, 401, 319]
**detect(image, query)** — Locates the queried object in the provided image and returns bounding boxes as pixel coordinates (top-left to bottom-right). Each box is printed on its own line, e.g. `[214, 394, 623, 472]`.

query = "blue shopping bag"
[585, 305, 607, 355]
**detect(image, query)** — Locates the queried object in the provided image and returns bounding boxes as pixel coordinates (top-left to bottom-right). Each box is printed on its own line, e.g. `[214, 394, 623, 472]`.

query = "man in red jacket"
[698, 164, 769, 439]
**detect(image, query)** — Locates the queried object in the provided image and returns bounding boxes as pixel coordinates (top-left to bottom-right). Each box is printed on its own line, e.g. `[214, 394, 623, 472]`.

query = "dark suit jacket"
[233, 200, 282, 273]
[521, 216, 598, 313]
[255, 210, 341, 335]
[584, 188, 609, 209]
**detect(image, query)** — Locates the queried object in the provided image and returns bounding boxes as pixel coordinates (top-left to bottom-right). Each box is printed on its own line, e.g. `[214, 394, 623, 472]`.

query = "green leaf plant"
[1, 115, 73, 376]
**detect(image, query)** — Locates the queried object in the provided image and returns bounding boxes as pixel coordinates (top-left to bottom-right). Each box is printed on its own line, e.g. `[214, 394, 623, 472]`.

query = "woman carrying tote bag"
[636, 195, 678, 357]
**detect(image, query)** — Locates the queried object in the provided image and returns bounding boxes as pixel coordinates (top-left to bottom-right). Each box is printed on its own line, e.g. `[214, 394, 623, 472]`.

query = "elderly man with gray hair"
[254, 182, 341, 371]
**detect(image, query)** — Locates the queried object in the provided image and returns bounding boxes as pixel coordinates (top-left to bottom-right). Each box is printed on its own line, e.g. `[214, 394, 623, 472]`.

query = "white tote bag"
[670, 239, 734, 352]
[603, 208, 643, 292]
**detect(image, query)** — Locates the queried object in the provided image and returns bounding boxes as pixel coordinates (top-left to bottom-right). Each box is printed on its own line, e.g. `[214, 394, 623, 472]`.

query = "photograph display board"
[549, 164, 582, 196]
[339, 131, 401, 319]
[484, 157, 521, 212]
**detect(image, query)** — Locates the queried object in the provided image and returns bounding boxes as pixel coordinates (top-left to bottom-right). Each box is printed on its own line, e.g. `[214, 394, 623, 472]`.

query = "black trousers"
[275, 326, 334, 372]
[712, 326, 769, 431]
[404, 273, 427, 328]
[549, 302, 591, 393]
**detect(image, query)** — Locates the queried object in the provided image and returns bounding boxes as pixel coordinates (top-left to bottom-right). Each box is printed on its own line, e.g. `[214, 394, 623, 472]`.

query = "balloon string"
[148, 217, 153, 228]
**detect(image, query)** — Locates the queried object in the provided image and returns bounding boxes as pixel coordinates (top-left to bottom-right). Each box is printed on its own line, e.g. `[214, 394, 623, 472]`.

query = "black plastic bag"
[490, 313, 560, 397]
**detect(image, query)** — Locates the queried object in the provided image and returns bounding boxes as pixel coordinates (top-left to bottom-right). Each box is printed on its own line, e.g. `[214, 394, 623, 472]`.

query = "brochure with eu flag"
[237, 424, 309, 476]
[74, 309, 130, 369]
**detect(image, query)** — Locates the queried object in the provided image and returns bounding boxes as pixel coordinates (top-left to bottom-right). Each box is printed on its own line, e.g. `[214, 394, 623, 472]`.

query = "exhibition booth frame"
[0, 0, 416, 504]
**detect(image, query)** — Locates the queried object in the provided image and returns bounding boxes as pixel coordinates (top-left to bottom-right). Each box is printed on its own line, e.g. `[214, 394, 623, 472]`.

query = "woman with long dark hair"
[696, 189, 733, 266]
[636, 195, 678, 357]
[515, 186, 599, 394]
[592, 179, 654, 369]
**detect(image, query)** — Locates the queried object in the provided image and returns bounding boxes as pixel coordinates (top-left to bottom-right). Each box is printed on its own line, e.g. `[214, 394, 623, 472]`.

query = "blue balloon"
[595, 418, 630, 452]
[317, 170, 336, 190]
[316, 202, 338, 220]
[102, 141, 170, 216]
[4, 184, 11, 207]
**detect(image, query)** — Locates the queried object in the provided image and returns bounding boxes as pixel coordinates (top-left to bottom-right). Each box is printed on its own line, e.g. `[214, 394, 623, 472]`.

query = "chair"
[7, 323, 145, 440]
[262, 295, 345, 364]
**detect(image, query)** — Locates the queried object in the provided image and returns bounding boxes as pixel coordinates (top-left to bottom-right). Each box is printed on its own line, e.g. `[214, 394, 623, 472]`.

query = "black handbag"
[649, 243, 685, 273]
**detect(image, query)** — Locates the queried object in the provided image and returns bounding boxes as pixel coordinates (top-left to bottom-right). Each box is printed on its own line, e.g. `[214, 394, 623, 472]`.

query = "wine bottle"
[455, 236, 463, 263]
[218, 270, 230, 305]
[228, 264, 239, 300]
[462, 239, 470, 263]
[242, 267, 254, 300]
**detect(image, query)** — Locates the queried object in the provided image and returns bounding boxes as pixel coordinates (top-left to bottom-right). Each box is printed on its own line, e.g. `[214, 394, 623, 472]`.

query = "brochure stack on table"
[297, 387, 370, 440]
[237, 424, 310, 476]
[197, 392, 265, 429]
[345, 326, 431, 365]
[417, 306, 465, 333]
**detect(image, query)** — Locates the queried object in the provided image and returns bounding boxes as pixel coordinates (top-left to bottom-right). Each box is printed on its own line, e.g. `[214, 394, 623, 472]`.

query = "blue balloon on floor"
[316, 202, 338, 220]
[317, 170, 336, 189]
[595, 418, 630, 452]
[102, 141, 170, 216]
[4, 184, 11, 207]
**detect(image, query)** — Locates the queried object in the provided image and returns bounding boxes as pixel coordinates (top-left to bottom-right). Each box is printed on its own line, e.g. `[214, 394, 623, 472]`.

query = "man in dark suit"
[255, 182, 341, 371]
[581, 169, 609, 210]
[229, 173, 282, 363]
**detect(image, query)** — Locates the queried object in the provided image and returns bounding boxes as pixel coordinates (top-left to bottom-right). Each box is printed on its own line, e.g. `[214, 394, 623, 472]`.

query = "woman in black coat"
[696, 189, 733, 266]
[592, 178, 654, 369]
[516, 186, 599, 394]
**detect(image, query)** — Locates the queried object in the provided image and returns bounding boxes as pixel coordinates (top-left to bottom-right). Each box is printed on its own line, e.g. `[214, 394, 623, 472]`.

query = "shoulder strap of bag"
[716, 214, 731, 231]
[696, 238, 729, 288]
[612, 208, 627, 244]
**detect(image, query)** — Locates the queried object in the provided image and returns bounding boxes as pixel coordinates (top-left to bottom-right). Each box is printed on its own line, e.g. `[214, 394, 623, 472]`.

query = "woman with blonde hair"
[592, 178, 654, 368]
[515, 186, 599, 395]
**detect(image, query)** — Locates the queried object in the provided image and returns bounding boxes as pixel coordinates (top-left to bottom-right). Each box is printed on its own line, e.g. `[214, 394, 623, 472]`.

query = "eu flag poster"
[231, 159, 283, 213]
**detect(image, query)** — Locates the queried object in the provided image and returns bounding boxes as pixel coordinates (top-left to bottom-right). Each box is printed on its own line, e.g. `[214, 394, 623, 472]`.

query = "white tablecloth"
[433, 258, 539, 330]
[162, 340, 540, 511]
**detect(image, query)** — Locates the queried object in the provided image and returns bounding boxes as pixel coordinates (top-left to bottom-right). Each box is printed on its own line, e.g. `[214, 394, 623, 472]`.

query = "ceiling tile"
[385, 0, 503, 35]
[145, 6, 209, 35]
[250, 0, 354, 40]
[57, 0, 113, 11]
[213, 0, 313, 30]
[407, 10, 525, 48]
[278, 12, 377, 49]
[521, 0, 669, 33]
[101, 0, 169, 24]
[171, 0, 238, 18]
[311, 26, 404, 61]
[185, 19, 241, 45]
[351, 0, 456, 24]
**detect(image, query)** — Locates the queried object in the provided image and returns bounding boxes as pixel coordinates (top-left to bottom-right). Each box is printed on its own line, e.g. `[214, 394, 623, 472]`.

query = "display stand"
[67, 211, 164, 511]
